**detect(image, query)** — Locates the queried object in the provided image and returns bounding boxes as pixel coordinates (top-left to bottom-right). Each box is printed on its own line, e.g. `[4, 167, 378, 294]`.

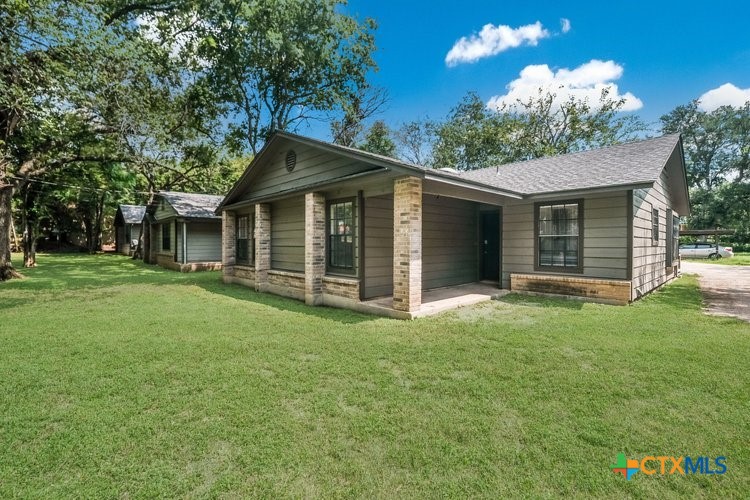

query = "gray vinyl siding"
[241, 145, 381, 202]
[130, 224, 142, 242]
[501, 191, 629, 288]
[186, 221, 222, 262]
[363, 194, 393, 299]
[422, 195, 478, 290]
[271, 196, 304, 272]
[632, 170, 677, 299]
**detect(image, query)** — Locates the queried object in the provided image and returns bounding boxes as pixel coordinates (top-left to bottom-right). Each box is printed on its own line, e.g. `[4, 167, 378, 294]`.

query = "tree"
[431, 89, 647, 171]
[394, 119, 435, 165]
[156, 0, 380, 154]
[431, 92, 520, 170]
[0, 0, 222, 277]
[661, 101, 734, 190]
[330, 86, 388, 147]
[661, 100, 750, 247]
[358, 120, 396, 157]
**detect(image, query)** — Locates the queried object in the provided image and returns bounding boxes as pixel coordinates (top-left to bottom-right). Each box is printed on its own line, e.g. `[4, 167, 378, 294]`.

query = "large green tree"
[134, 0, 379, 154]
[661, 100, 750, 245]
[431, 89, 647, 171]
[0, 0, 224, 277]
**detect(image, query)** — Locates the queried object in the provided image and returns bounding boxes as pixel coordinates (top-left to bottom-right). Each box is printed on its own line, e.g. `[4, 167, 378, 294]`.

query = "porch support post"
[305, 192, 326, 306]
[393, 176, 422, 312]
[254, 203, 271, 292]
[222, 211, 236, 272]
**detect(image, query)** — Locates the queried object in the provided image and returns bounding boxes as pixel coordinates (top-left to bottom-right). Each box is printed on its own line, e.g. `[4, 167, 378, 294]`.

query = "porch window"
[535, 200, 583, 272]
[236, 215, 251, 264]
[327, 198, 356, 274]
[161, 223, 171, 251]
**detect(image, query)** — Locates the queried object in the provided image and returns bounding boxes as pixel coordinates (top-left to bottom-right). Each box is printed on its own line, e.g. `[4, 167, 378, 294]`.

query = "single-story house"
[114, 204, 146, 255]
[216, 131, 689, 318]
[142, 191, 224, 272]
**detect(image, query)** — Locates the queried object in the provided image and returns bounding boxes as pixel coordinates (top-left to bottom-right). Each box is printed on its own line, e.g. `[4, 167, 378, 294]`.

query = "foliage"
[143, 0, 380, 154]
[330, 86, 388, 147]
[1, 253, 748, 497]
[430, 89, 646, 170]
[661, 101, 750, 246]
[358, 120, 395, 157]
[394, 119, 435, 165]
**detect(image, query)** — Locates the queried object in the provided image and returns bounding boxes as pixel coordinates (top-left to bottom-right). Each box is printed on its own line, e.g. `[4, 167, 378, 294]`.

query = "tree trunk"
[92, 193, 106, 252]
[20, 191, 38, 268]
[0, 182, 19, 279]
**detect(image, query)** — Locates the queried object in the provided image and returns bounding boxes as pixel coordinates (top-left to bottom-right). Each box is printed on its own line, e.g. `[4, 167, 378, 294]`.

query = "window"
[161, 223, 171, 251]
[652, 209, 659, 244]
[535, 200, 583, 272]
[236, 215, 251, 264]
[327, 198, 356, 273]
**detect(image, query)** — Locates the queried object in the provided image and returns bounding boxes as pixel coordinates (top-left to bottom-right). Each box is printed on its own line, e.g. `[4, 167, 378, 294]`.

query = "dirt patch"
[681, 261, 750, 322]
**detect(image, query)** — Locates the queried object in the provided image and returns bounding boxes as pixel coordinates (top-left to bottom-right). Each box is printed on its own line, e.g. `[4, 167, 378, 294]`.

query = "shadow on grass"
[3, 253, 377, 324]
[195, 279, 377, 325]
[4, 252, 188, 291]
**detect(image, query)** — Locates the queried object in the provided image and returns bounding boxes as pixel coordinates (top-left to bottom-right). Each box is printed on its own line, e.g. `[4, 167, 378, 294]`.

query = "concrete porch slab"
[361, 282, 509, 319]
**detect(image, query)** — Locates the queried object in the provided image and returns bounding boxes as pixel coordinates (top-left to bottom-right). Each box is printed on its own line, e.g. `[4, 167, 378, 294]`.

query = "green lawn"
[1, 253, 748, 497]
[684, 251, 750, 266]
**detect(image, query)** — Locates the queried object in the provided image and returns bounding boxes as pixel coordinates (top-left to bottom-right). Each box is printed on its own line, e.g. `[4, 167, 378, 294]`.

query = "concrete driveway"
[681, 261, 750, 322]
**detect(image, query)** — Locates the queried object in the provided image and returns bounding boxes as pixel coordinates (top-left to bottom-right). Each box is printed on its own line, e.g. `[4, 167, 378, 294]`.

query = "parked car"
[679, 243, 734, 259]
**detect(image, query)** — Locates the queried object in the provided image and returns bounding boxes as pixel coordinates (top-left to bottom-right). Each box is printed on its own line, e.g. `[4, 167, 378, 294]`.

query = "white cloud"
[487, 59, 643, 112]
[560, 18, 571, 33]
[698, 83, 750, 111]
[445, 21, 550, 66]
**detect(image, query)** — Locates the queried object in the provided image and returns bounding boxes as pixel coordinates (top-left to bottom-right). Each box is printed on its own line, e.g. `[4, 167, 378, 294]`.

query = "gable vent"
[285, 150, 297, 172]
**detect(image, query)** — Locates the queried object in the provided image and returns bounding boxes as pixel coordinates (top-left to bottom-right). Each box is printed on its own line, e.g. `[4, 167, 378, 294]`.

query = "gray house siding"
[422, 195, 478, 290]
[632, 170, 678, 299]
[501, 191, 629, 288]
[240, 145, 381, 203]
[271, 196, 305, 272]
[363, 194, 393, 299]
[186, 221, 222, 262]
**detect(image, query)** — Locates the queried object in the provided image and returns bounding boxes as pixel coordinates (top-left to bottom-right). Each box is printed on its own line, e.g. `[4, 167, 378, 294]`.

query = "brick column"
[304, 192, 326, 305]
[393, 176, 422, 312]
[222, 211, 236, 275]
[254, 203, 271, 292]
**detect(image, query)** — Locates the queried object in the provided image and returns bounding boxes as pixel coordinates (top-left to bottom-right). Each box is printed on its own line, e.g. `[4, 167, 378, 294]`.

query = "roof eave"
[524, 181, 655, 200]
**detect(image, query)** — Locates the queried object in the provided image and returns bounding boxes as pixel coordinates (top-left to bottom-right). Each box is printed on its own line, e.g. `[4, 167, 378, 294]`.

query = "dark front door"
[480, 211, 500, 281]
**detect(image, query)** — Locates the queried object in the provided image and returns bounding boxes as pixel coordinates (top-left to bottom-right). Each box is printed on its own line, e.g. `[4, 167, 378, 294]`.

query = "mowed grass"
[1, 253, 748, 498]
[684, 251, 750, 266]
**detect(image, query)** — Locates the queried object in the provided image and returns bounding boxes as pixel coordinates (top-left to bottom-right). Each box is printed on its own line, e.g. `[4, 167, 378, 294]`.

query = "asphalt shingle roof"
[159, 191, 223, 219]
[118, 204, 146, 224]
[456, 134, 682, 195]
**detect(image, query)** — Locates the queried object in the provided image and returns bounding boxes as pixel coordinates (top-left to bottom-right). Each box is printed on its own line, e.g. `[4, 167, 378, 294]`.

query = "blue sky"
[305, 0, 750, 138]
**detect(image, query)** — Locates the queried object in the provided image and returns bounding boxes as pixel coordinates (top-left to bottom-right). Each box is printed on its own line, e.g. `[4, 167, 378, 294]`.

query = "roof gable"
[148, 192, 223, 219]
[115, 204, 146, 225]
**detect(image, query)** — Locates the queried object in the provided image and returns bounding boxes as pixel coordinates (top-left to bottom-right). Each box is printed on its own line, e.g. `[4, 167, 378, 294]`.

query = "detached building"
[114, 204, 146, 255]
[216, 132, 689, 318]
[143, 191, 223, 272]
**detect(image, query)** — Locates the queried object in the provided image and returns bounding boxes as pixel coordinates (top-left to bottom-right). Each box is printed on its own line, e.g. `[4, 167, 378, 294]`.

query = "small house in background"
[142, 191, 223, 272]
[114, 204, 146, 255]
